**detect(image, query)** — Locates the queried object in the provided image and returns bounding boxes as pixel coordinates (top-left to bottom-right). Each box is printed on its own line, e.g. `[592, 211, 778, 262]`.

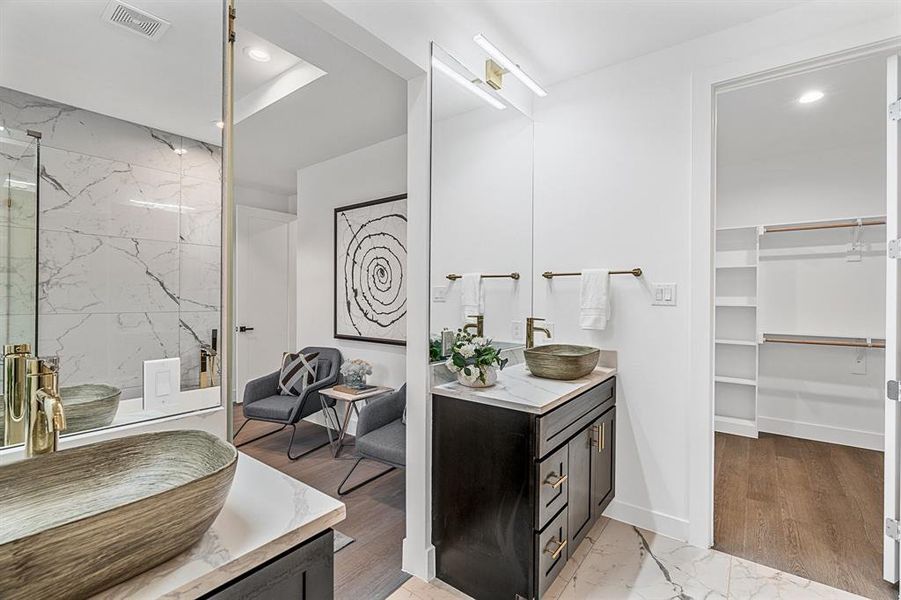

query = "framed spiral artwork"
[334, 194, 408, 345]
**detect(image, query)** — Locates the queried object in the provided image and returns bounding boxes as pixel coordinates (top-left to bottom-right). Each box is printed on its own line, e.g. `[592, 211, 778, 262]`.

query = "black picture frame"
[333, 194, 408, 346]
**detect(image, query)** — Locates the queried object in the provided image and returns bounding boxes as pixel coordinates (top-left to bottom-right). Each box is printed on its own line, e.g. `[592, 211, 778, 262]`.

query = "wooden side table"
[319, 385, 392, 457]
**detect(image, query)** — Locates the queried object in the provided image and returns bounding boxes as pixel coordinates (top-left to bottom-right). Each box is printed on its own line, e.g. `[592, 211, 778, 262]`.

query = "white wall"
[531, 4, 899, 541]
[430, 104, 533, 343]
[235, 184, 297, 215]
[296, 135, 408, 387]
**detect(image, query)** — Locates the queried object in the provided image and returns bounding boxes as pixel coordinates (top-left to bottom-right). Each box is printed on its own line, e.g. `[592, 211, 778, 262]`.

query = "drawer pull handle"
[593, 423, 606, 452]
[544, 537, 567, 560]
[544, 473, 568, 489]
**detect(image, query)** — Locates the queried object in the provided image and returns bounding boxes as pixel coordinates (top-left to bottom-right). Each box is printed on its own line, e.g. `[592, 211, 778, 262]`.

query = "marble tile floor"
[387, 519, 876, 600]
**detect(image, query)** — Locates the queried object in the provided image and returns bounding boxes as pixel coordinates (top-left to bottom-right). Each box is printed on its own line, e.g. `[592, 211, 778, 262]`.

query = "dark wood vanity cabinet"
[432, 376, 616, 600]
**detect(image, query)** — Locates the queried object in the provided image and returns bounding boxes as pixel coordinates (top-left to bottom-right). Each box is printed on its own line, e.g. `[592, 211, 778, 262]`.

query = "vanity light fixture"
[798, 90, 825, 104]
[473, 33, 547, 97]
[431, 56, 506, 110]
[244, 47, 271, 63]
[173, 147, 188, 156]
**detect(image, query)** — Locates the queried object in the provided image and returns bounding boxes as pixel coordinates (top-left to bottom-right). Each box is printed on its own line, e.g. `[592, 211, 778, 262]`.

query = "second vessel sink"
[0, 383, 121, 440]
[524, 344, 600, 380]
[0, 430, 237, 600]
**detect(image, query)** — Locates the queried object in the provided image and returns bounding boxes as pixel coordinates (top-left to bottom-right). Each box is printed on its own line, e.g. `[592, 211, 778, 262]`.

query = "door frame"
[234, 204, 298, 404]
[687, 31, 901, 553]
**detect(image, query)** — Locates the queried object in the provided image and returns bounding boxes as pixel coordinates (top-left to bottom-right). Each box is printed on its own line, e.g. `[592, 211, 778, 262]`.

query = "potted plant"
[445, 331, 508, 388]
[341, 359, 373, 389]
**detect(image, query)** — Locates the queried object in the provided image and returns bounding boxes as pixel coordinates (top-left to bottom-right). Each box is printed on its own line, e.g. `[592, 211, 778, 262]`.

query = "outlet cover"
[511, 320, 524, 340]
[143, 357, 180, 412]
[652, 283, 677, 306]
[432, 286, 448, 302]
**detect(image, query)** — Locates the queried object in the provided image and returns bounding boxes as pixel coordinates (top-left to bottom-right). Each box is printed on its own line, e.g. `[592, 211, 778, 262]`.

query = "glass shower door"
[0, 127, 39, 353]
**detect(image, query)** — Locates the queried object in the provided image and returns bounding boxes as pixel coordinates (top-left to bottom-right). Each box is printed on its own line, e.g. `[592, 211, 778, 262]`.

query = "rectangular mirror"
[0, 1, 225, 447]
[429, 43, 533, 360]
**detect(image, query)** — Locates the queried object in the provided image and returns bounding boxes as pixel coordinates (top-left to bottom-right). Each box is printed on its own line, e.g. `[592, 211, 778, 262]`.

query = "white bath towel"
[460, 273, 484, 322]
[580, 269, 610, 330]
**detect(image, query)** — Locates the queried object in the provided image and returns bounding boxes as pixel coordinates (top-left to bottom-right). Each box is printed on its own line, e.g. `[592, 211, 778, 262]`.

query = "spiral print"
[337, 198, 407, 342]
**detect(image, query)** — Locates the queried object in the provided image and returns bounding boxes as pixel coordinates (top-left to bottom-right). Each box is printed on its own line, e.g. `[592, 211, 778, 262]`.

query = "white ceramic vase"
[456, 366, 497, 388]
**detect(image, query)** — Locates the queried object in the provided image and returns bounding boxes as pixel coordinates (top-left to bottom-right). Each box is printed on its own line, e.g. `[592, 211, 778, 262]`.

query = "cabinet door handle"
[544, 537, 567, 560]
[544, 473, 568, 489]
[593, 423, 606, 452]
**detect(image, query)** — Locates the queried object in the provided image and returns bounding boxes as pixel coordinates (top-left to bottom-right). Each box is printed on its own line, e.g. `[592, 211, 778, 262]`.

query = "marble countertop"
[92, 452, 346, 600]
[432, 363, 617, 415]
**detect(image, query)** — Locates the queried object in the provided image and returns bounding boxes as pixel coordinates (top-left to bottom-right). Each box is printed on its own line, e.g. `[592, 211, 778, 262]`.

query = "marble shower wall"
[0, 87, 221, 399]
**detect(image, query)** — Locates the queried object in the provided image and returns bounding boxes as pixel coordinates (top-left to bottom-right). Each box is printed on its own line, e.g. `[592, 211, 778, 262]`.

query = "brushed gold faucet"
[3, 343, 31, 445]
[462, 315, 484, 338]
[25, 356, 66, 457]
[526, 317, 552, 349]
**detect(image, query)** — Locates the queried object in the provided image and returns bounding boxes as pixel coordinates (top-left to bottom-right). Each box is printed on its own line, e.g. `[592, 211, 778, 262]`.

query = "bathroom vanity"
[432, 364, 616, 600]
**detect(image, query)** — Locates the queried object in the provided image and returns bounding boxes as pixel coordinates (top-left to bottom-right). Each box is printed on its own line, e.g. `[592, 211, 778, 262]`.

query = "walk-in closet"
[712, 52, 896, 600]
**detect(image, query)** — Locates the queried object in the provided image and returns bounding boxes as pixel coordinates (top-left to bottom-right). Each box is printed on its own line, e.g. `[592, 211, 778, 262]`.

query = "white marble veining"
[432, 363, 616, 414]
[179, 243, 221, 312]
[92, 452, 346, 600]
[180, 139, 222, 183]
[179, 311, 220, 388]
[180, 176, 221, 246]
[389, 519, 869, 600]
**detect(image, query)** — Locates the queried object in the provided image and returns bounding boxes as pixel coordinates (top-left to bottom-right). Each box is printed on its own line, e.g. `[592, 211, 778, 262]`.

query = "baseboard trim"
[602, 499, 689, 542]
[401, 538, 435, 581]
[714, 416, 758, 438]
[757, 416, 883, 451]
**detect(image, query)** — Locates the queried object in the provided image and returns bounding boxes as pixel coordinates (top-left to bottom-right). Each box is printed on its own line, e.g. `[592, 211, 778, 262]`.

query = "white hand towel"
[580, 269, 610, 330]
[460, 273, 484, 323]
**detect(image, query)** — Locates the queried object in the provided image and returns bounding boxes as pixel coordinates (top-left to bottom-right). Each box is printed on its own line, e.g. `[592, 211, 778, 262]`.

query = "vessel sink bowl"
[0, 383, 121, 439]
[524, 344, 601, 380]
[0, 430, 237, 600]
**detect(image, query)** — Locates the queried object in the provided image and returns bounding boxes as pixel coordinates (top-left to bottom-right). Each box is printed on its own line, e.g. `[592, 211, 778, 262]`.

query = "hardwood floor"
[714, 432, 896, 600]
[233, 405, 409, 600]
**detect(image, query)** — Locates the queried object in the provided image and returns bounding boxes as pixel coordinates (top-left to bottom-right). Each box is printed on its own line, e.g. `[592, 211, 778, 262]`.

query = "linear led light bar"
[473, 33, 547, 97]
[431, 55, 506, 110]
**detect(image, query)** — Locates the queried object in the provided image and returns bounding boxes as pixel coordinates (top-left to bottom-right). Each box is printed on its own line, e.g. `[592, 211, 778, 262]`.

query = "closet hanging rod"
[542, 268, 642, 279]
[762, 217, 886, 234]
[762, 334, 886, 349]
[446, 272, 520, 281]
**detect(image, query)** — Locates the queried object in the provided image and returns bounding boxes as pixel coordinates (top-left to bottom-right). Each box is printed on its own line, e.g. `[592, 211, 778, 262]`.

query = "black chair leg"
[337, 457, 396, 496]
[234, 420, 287, 448]
[286, 423, 331, 460]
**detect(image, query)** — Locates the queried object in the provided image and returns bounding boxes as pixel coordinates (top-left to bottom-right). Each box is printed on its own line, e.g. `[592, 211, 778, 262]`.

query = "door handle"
[593, 423, 606, 452]
[237, 326, 255, 332]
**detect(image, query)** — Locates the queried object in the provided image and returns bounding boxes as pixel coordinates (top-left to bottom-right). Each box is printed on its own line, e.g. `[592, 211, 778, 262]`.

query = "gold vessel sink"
[0, 430, 237, 600]
[524, 344, 600, 380]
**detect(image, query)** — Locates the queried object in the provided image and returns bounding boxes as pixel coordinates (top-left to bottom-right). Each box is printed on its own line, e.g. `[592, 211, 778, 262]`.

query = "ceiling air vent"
[102, 1, 171, 41]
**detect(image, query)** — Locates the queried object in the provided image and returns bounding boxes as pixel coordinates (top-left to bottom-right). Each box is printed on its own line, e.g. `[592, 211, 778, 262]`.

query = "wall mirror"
[0, 0, 224, 448]
[429, 43, 534, 361]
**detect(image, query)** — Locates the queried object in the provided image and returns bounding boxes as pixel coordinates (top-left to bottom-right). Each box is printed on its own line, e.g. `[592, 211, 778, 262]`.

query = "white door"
[884, 53, 901, 584]
[235, 206, 296, 404]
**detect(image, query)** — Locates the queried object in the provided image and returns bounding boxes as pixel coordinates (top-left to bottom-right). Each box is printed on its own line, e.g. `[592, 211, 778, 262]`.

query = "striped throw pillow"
[279, 351, 319, 396]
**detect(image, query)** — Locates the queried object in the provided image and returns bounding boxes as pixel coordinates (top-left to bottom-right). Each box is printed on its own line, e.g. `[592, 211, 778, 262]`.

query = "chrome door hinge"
[887, 518, 901, 541]
[890, 239, 901, 259]
[891, 99, 901, 121]
[890, 380, 900, 402]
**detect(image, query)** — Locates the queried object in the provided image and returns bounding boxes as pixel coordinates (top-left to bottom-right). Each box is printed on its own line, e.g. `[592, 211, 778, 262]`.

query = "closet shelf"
[715, 264, 756, 270]
[715, 297, 757, 307]
[715, 376, 757, 387]
[715, 339, 757, 347]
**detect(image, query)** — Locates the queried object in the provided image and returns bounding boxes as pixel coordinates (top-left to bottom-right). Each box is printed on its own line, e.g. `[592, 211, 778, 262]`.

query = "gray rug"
[334, 530, 355, 554]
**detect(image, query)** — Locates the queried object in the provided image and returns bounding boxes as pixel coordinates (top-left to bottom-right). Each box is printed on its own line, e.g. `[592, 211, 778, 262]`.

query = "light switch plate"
[652, 284, 677, 306]
[432, 286, 448, 303]
[143, 357, 181, 412]
[511, 320, 524, 340]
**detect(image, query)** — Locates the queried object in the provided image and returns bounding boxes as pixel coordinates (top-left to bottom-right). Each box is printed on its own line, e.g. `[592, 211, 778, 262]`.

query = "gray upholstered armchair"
[235, 346, 342, 460]
[338, 384, 406, 495]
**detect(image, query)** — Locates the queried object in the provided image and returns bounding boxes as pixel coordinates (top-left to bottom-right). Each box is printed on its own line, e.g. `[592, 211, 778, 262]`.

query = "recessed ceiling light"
[173, 148, 188, 156]
[798, 90, 825, 104]
[213, 120, 225, 129]
[244, 47, 271, 63]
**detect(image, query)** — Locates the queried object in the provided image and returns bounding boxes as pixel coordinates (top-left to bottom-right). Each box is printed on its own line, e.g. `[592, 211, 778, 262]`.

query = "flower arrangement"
[341, 359, 373, 389]
[445, 331, 508, 387]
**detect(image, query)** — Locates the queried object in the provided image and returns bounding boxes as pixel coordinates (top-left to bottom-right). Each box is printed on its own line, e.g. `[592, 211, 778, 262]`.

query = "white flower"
[472, 337, 486, 346]
[459, 344, 476, 358]
[459, 366, 480, 383]
[445, 358, 460, 373]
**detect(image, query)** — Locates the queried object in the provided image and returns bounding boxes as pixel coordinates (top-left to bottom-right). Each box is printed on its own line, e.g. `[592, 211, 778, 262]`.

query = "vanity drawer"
[536, 377, 615, 458]
[536, 508, 569, 598]
[536, 444, 568, 530]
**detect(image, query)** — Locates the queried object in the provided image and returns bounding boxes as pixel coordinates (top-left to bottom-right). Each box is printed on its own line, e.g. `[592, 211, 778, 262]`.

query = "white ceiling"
[717, 53, 888, 166]
[234, 1, 407, 194]
[0, 0, 223, 144]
